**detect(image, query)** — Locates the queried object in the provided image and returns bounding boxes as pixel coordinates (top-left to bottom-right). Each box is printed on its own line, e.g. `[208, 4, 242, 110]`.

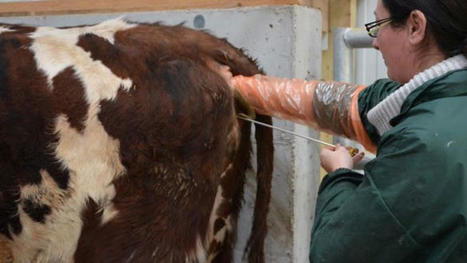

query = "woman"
[233, 0, 467, 262]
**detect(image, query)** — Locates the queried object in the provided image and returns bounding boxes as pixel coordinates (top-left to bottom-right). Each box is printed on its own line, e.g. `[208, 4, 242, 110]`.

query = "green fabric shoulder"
[358, 79, 401, 144]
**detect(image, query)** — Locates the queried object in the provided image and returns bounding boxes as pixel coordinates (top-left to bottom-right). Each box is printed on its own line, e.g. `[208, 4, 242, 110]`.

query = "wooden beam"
[329, 0, 356, 28]
[319, 0, 357, 178]
[0, 0, 322, 16]
[322, 0, 357, 81]
[297, 0, 328, 31]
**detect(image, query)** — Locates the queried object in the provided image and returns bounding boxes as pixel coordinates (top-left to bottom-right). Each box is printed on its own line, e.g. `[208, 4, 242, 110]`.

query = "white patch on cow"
[206, 215, 234, 263]
[186, 235, 207, 263]
[29, 18, 135, 89]
[185, 163, 234, 263]
[84, 18, 134, 45]
[206, 165, 230, 239]
[11, 170, 81, 263]
[0, 26, 13, 34]
[10, 19, 134, 262]
[214, 215, 232, 241]
[206, 215, 234, 262]
[203, 164, 234, 262]
[11, 112, 125, 261]
[19, 169, 67, 209]
[100, 186, 119, 225]
[54, 112, 124, 206]
[195, 236, 207, 263]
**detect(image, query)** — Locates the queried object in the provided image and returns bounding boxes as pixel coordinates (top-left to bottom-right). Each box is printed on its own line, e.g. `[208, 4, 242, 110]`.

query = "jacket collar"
[367, 55, 467, 136]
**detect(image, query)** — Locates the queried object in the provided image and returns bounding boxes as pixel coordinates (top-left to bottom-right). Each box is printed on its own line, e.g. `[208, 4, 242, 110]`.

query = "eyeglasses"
[365, 18, 392, 38]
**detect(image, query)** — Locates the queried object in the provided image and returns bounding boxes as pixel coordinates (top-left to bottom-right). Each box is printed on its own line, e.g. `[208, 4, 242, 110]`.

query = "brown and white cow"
[0, 19, 273, 263]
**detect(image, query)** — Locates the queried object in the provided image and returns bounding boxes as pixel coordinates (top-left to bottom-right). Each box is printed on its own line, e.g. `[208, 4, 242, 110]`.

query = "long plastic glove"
[232, 74, 376, 153]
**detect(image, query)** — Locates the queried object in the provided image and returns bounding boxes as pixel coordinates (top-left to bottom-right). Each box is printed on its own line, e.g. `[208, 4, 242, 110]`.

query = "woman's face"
[372, 0, 413, 83]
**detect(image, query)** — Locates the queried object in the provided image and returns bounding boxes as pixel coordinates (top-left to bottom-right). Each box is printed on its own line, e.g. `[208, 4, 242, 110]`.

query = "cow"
[0, 19, 273, 263]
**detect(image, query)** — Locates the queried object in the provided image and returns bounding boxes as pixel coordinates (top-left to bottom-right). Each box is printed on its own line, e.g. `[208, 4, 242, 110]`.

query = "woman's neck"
[410, 47, 446, 81]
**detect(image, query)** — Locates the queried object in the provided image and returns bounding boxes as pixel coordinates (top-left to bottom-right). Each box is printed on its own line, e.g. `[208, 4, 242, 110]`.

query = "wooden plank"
[322, 0, 356, 81]
[319, 0, 357, 179]
[0, 0, 321, 16]
[329, 0, 356, 28]
[310, 0, 328, 32]
[297, 0, 328, 31]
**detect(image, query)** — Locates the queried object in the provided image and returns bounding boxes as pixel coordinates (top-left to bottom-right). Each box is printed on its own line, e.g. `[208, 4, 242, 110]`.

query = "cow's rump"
[0, 19, 273, 263]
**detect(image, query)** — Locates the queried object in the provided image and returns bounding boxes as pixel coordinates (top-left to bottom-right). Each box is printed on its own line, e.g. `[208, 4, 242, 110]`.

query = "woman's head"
[383, 0, 467, 57]
[372, 0, 467, 83]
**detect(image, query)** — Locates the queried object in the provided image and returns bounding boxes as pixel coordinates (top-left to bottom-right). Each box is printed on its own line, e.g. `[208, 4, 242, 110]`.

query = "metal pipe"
[333, 28, 353, 83]
[333, 27, 374, 83]
[343, 28, 374, 49]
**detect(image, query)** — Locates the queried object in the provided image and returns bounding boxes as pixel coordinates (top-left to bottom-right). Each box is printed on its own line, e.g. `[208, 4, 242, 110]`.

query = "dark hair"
[382, 0, 467, 57]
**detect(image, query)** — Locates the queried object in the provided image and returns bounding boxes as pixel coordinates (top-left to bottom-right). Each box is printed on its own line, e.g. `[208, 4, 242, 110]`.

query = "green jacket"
[310, 69, 467, 263]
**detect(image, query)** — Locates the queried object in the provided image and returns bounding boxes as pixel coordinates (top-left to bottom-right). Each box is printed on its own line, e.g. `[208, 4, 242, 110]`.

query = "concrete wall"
[0, 6, 323, 262]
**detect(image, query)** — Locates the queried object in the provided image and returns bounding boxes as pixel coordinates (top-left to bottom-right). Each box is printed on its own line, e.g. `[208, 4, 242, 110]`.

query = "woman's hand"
[320, 144, 365, 173]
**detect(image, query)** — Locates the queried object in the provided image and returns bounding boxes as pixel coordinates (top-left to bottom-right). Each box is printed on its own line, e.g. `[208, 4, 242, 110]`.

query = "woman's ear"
[406, 10, 428, 45]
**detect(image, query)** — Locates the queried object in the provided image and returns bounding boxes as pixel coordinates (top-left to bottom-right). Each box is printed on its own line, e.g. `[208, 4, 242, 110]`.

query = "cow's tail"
[211, 40, 275, 263]
[246, 113, 273, 263]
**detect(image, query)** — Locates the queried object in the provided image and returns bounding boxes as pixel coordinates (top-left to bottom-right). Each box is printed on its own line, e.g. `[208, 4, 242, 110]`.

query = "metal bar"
[333, 28, 353, 83]
[237, 115, 335, 148]
[333, 27, 374, 83]
[237, 115, 367, 159]
[343, 28, 374, 48]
